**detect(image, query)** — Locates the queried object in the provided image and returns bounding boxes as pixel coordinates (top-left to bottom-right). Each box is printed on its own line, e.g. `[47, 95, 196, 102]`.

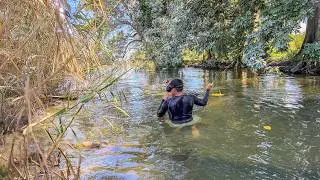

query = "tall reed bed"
[0, 0, 117, 178]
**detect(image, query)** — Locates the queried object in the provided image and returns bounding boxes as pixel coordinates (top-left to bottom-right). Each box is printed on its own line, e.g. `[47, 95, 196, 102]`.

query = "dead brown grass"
[0, 0, 114, 179]
[0, 0, 101, 133]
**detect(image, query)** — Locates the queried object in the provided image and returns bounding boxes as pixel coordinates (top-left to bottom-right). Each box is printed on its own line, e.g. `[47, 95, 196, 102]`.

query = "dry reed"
[0, 0, 117, 179]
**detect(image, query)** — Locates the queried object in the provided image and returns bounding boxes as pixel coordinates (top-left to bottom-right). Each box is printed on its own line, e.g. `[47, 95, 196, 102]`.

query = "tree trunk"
[162, 0, 168, 15]
[207, 50, 213, 60]
[299, 3, 320, 51]
[290, 3, 320, 74]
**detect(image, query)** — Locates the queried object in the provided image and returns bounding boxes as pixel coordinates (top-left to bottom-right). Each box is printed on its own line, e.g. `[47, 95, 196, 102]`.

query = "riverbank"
[187, 60, 320, 75]
[187, 60, 236, 70]
[268, 60, 320, 75]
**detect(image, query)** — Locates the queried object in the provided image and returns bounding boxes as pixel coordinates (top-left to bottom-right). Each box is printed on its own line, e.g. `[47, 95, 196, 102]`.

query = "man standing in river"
[157, 79, 213, 136]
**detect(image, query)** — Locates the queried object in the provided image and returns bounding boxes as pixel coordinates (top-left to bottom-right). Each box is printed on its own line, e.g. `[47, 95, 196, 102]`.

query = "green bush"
[131, 51, 156, 69]
[303, 43, 320, 61]
[182, 49, 203, 65]
[269, 33, 305, 62]
[0, 166, 8, 180]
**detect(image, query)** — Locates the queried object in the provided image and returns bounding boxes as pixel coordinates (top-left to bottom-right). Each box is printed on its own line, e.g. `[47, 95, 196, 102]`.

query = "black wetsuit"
[157, 90, 210, 124]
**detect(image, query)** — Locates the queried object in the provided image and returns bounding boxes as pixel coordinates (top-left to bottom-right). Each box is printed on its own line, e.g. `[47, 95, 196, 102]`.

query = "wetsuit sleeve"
[157, 99, 168, 117]
[193, 90, 210, 106]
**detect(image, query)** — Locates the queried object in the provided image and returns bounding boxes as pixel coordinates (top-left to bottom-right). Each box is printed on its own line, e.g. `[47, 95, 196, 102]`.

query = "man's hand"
[163, 92, 170, 100]
[206, 83, 213, 91]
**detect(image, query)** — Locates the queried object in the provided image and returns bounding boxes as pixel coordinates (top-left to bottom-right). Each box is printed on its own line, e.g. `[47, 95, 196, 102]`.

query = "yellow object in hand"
[263, 125, 272, 131]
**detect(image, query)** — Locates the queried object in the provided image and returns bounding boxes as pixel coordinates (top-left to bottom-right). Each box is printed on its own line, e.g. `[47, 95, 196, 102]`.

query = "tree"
[302, 2, 320, 45]
[289, 1, 320, 74]
[132, 0, 317, 72]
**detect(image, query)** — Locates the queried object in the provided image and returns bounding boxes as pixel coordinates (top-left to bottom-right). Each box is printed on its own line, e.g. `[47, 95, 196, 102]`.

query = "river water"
[63, 68, 320, 179]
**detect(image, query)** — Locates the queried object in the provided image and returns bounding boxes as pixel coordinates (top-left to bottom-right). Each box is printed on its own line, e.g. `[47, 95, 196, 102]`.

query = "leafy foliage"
[303, 43, 320, 61]
[131, 0, 315, 71]
[67, 0, 318, 70]
[182, 49, 203, 65]
[269, 33, 305, 62]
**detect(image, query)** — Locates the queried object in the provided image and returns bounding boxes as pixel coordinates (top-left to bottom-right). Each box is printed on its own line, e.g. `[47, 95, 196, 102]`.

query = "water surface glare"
[68, 68, 320, 179]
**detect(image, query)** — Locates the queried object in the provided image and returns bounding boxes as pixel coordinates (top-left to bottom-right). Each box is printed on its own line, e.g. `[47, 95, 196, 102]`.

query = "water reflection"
[62, 68, 320, 179]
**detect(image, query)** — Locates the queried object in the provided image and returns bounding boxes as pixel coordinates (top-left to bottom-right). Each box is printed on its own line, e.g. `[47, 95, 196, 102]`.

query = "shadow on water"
[60, 68, 320, 179]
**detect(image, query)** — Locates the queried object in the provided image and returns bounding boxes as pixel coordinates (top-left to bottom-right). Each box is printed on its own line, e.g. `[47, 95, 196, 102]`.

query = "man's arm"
[193, 90, 210, 106]
[193, 83, 212, 106]
[157, 92, 170, 117]
[157, 99, 168, 117]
